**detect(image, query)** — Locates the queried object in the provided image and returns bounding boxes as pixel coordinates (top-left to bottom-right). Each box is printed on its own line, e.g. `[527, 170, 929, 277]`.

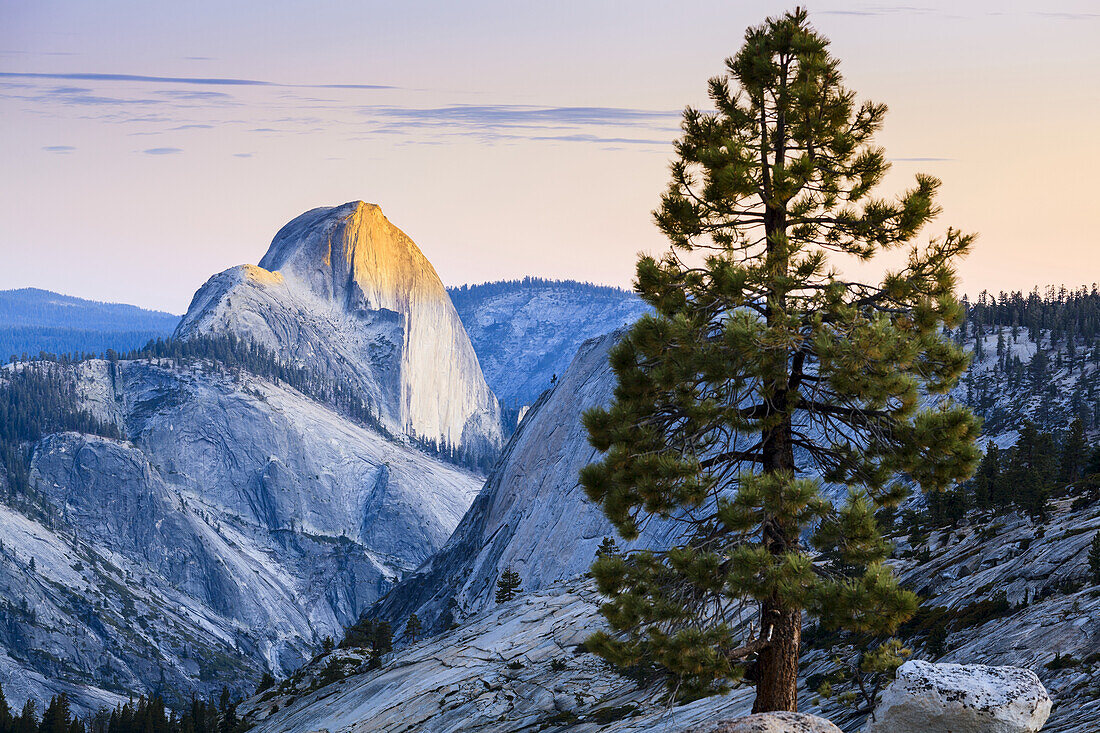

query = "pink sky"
[2, 1, 1098, 313]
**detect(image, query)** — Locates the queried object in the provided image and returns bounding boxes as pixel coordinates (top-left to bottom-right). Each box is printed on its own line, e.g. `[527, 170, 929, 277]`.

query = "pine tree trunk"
[753, 594, 801, 712]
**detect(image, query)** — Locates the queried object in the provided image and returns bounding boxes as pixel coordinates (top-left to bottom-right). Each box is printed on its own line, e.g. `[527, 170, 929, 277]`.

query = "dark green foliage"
[446, 277, 633, 311]
[339, 617, 392, 668]
[580, 8, 978, 711]
[1045, 653, 1081, 670]
[594, 537, 620, 560]
[0, 685, 241, 733]
[495, 567, 522, 604]
[1089, 532, 1100, 586]
[405, 613, 422, 643]
[971, 442, 1000, 509]
[1060, 418, 1089, 483]
[924, 624, 947, 659]
[815, 638, 911, 715]
[965, 285, 1100, 345]
[0, 363, 121, 495]
[255, 672, 275, 695]
[1002, 422, 1056, 520]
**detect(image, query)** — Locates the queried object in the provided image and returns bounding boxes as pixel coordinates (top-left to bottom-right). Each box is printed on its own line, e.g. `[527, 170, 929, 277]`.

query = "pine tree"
[1089, 531, 1100, 586]
[405, 613, 422, 643]
[1059, 417, 1089, 483]
[580, 9, 979, 711]
[972, 441, 1001, 509]
[0, 685, 12, 733]
[39, 695, 71, 733]
[1004, 422, 1056, 519]
[495, 567, 522, 604]
[595, 536, 620, 559]
[255, 672, 276, 694]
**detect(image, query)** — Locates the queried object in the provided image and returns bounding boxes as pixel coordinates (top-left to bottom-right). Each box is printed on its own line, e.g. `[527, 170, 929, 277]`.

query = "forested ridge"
[0, 331, 492, 491]
[0, 686, 242, 733]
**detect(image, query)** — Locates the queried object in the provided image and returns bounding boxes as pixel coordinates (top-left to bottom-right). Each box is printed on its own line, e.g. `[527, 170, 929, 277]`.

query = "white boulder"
[867, 660, 1052, 733]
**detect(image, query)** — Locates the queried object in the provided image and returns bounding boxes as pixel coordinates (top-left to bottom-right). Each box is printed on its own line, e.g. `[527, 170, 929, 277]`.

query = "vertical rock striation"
[176, 202, 502, 457]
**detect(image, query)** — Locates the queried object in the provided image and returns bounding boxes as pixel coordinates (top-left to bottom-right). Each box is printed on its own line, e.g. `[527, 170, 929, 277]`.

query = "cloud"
[170, 124, 214, 130]
[365, 104, 680, 128]
[153, 89, 233, 100]
[1032, 11, 1099, 21]
[0, 71, 395, 90]
[42, 145, 75, 153]
[817, 5, 936, 16]
[39, 86, 163, 105]
[142, 147, 182, 155]
[233, 152, 253, 158]
[529, 133, 669, 145]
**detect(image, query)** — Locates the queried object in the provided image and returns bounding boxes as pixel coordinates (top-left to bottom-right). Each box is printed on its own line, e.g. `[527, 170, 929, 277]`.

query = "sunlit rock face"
[176, 202, 502, 457]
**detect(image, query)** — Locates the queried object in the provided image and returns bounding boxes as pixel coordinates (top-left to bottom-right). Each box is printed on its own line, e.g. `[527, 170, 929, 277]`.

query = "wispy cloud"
[233, 152, 254, 158]
[42, 145, 75, 153]
[817, 5, 936, 17]
[1032, 11, 1099, 21]
[143, 147, 182, 155]
[530, 133, 668, 145]
[0, 71, 395, 90]
[154, 89, 233, 100]
[365, 104, 679, 128]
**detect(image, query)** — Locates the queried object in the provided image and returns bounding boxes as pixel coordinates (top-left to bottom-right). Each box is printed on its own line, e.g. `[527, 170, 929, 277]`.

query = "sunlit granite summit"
[177, 201, 502, 457]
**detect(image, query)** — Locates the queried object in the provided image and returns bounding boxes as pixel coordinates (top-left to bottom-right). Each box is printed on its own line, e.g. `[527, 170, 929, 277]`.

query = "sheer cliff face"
[176, 202, 502, 454]
[374, 330, 680, 632]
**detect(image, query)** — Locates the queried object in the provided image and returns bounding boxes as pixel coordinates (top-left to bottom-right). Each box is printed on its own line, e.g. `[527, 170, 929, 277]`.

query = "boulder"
[689, 712, 842, 733]
[867, 660, 1052, 733]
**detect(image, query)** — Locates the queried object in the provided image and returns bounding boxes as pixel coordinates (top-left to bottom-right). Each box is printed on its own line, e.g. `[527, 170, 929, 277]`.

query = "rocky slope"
[242, 580, 757, 733]
[371, 329, 684, 634]
[448, 279, 649, 407]
[241, 495, 1100, 732]
[0, 358, 483, 714]
[176, 202, 502, 457]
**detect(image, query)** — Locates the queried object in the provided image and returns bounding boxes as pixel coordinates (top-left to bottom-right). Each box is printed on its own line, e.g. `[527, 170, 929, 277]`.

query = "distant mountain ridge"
[0, 288, 178, 359]
[446, 277, 650, 406]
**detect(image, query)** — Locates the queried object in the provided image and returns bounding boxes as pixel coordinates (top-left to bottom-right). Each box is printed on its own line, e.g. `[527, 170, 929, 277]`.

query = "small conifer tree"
[580, 8, 979, 711]
[256, 672, 276, 694]
[406, 613, 422, 643]
[495, 567, 522, 604]
[1059, 417, 1089, 483]
[595, 536, 620, 559]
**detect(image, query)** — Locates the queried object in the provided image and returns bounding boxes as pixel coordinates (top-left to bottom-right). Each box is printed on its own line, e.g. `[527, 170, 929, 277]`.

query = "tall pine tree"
[495, 567, 522, 604]
[580, 8, 979, 711]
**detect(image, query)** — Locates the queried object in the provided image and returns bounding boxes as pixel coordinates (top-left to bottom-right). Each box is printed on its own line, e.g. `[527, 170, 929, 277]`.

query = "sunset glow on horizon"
[2, 0, 1098, 313]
